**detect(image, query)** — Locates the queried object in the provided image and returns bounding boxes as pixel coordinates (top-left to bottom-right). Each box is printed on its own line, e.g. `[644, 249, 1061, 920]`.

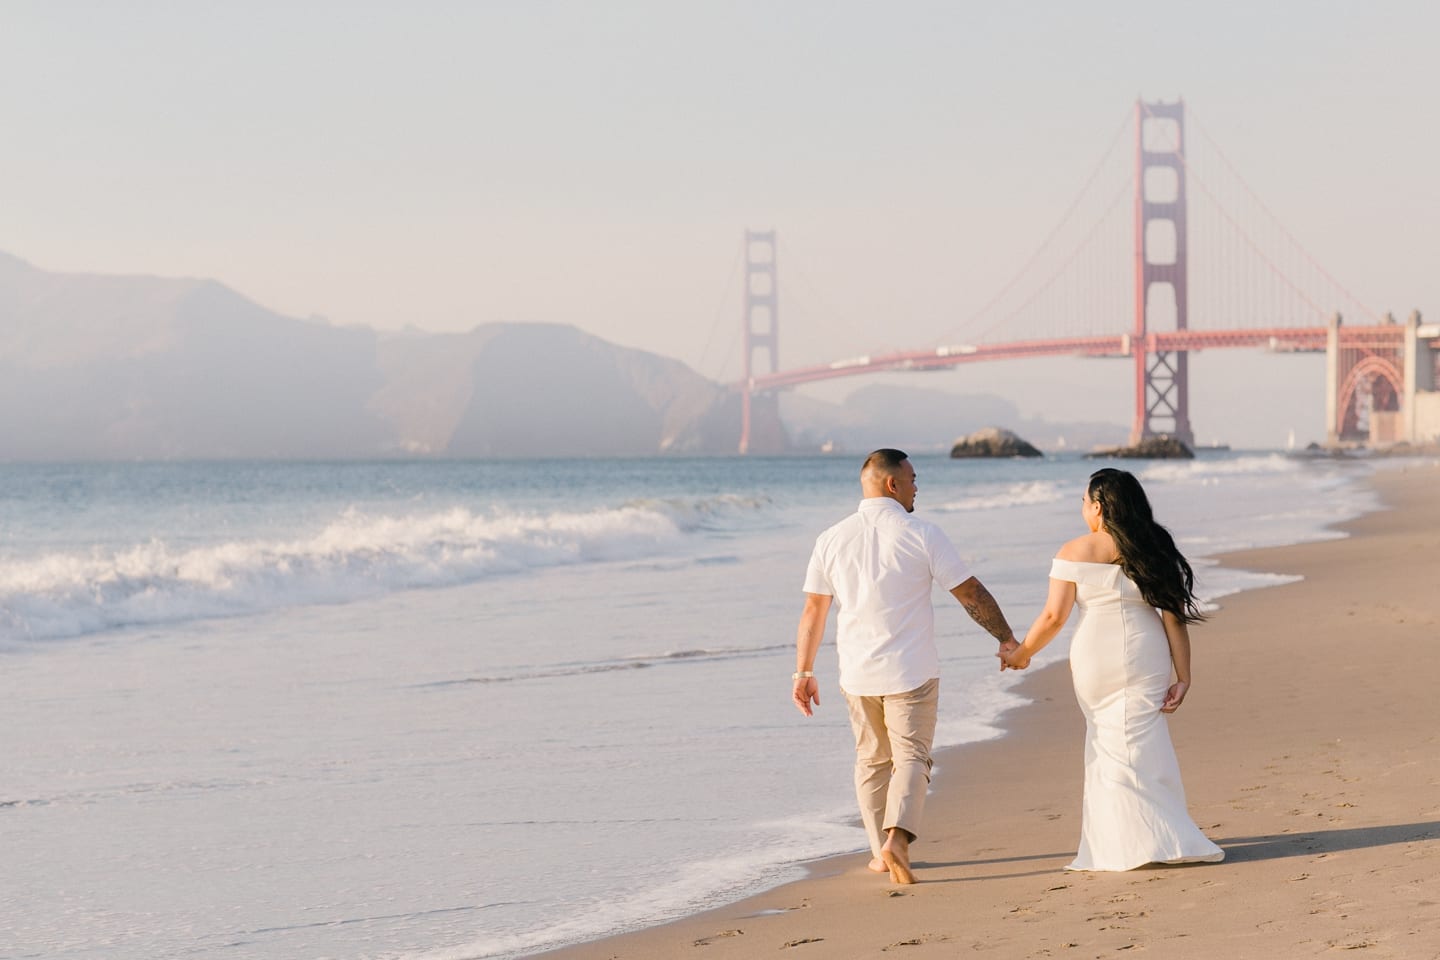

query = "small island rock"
[1086, 435, 1194, 459]
[950, 427, 1043, 459]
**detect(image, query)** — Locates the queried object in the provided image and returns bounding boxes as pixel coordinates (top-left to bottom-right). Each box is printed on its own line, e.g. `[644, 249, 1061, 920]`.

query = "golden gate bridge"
[727, 100, 1435, 454]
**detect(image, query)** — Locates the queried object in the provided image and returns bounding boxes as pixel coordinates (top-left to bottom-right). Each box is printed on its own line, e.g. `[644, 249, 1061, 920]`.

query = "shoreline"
[537, 461, 1440, 959]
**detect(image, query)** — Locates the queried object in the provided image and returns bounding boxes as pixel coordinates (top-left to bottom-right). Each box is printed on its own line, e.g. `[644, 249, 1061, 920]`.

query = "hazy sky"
[3, 1, 1436, 447]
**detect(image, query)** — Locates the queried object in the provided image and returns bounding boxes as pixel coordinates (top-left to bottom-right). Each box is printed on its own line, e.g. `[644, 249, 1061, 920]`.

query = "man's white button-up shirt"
[802, 497, 972, 697]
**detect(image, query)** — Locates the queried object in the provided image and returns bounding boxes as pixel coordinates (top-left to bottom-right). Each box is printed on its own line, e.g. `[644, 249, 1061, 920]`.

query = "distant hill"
[0, 251, 1125, 460]
[0, 251, 386, 459]
[370, 323, 741, 457]
[0, 252, 752, 459]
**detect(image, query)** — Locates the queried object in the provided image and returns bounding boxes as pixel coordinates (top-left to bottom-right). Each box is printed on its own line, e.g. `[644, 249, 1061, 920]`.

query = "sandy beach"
[540, 463, 1440, 960]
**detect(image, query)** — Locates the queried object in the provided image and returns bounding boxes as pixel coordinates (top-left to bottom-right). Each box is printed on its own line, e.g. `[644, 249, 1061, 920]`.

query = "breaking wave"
[0, 496, 769, 644]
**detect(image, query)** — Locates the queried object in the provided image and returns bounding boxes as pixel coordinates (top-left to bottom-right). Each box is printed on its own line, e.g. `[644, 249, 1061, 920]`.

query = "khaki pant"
[842, 677, 939, 859]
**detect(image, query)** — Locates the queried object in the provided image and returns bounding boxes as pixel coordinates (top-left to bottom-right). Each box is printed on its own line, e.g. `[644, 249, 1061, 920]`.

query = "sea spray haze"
[0, 453, 1379, 958]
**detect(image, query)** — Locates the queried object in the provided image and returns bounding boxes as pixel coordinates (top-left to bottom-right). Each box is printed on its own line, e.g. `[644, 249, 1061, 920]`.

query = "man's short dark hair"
[862, 448, 909, 477]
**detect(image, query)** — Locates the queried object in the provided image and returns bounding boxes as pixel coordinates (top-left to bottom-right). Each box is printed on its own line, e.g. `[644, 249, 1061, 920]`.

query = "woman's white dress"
[1052, 558, 1224, 871]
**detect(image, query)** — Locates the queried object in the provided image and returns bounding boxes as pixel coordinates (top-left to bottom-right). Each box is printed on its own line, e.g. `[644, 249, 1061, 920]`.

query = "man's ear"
[884, 475, 899, 494]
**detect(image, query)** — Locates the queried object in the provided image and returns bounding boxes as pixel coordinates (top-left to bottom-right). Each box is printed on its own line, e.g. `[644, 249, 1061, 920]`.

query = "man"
[793, 448, 1020, 884]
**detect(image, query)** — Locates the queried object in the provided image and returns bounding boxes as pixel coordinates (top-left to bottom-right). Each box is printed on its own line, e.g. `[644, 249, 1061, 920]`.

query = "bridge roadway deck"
[738, 324, 1404, 392]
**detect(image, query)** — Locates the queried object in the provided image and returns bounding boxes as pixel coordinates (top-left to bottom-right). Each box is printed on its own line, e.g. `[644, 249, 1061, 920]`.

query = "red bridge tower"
[1132, 99, 1195, 446]
[739, 229, 781, 454]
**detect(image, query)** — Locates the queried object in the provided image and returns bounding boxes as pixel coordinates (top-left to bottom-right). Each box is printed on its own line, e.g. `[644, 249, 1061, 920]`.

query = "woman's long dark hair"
[1088, 468, 1205, 623]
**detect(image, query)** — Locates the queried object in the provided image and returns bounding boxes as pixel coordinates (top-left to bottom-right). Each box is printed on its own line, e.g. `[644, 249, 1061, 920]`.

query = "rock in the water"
[1086, 435, 1194, 459]
[950, 427, 1042, 458]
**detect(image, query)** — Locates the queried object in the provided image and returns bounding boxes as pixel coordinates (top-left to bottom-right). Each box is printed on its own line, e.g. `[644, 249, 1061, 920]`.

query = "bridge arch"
[1337, 354, 1402, 441]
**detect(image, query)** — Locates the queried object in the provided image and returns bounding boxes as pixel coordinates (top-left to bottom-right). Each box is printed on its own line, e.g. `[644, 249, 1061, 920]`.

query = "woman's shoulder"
[1055, 532, 1120, 565]
[1050, 536, 1124, 586]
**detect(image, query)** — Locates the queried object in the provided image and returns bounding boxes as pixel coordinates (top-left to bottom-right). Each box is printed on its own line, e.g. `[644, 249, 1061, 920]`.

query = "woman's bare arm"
[1003, 576, 1076, 669]
[1159, 609, 1192, 713]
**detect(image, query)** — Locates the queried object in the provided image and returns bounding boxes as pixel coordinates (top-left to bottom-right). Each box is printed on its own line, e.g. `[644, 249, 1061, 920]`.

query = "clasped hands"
[997, 639, 1032, 671]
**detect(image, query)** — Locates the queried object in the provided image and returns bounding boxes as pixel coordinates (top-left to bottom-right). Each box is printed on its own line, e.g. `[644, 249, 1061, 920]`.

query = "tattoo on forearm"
[962, 585, 1014, 642]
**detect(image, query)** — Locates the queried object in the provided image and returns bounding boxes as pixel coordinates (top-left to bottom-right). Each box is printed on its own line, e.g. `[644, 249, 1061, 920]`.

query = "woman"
[1002, 468, 1224, 871]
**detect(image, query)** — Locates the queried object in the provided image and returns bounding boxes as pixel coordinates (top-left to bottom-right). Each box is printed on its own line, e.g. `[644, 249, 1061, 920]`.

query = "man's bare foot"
[866, 857, 889, 874]
[881, 832, 917, 884]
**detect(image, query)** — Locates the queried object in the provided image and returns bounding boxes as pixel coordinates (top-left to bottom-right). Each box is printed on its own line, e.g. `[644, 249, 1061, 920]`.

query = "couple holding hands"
[792, 449, 1223, 883]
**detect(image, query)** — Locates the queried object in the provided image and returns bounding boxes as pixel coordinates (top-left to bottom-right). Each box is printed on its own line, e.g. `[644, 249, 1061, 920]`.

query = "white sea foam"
[934, 662, 1034, 748]
[411, 816, 860, 960]
[931, 480, 1064, 512]
[622, 493, 775, 531]
[1138, 452, 1306, 484]
[433, 642, 793, 686]
[0, 496, 766, 643]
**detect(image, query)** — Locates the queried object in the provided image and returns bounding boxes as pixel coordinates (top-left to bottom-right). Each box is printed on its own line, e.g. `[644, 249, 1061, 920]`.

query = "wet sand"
[539, 463, 1440, 960]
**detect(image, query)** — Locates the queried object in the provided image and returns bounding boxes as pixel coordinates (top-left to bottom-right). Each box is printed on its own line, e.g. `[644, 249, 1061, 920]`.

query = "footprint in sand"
[881, 935, 949, 951]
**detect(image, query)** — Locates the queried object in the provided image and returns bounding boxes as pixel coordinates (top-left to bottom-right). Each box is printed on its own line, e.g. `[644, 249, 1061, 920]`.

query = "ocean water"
[0, 452, 1383, 959]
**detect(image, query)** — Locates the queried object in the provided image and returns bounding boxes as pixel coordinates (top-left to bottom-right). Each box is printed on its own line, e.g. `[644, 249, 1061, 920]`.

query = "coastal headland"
[539, 463, 1440, 959]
